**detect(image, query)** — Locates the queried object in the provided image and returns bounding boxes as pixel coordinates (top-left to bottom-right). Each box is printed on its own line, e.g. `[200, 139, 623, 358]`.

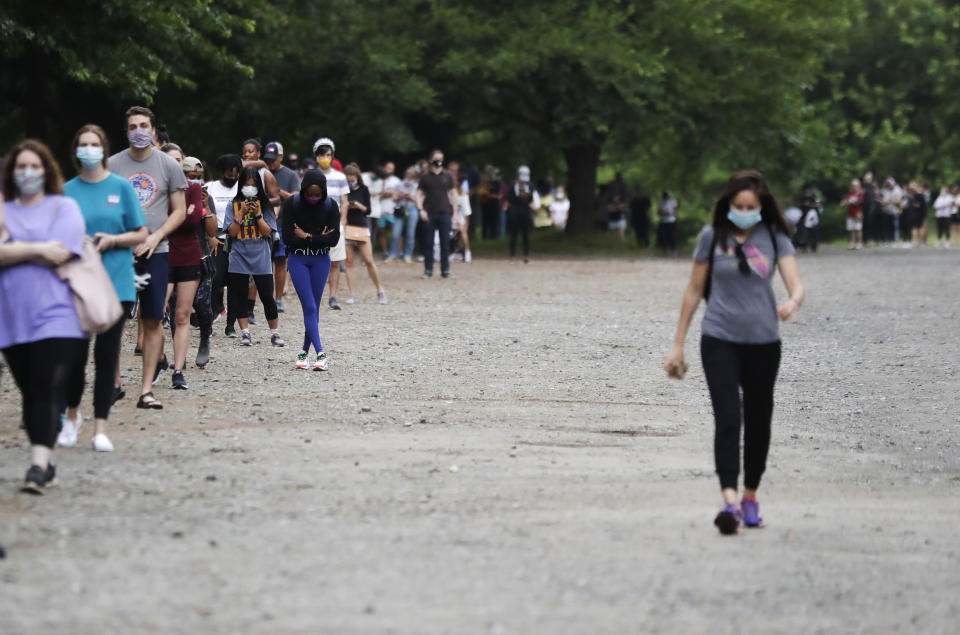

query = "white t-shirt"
[934, 193, 954, 218]
[323, 168, 349, 262]
[550, 198, 570, 226]
[368, 178, 384, 219]
[204, 179, 238, 228]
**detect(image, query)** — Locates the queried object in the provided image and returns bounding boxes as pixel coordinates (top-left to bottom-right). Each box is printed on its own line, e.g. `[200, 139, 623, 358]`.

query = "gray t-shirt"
[108, 148, 187, 254]
[271, 165, 300, 196]
[694, 224, 795, 344]
[223, 198, 277, 275]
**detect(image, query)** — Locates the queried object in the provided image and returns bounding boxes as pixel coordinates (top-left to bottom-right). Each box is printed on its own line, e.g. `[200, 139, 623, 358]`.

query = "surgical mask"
[14, 167, 45, 196]
[188, 178, 203, 186]
[128, 127, 154, 149]
[222, 177, 238, 188]
[727, 207, 763, 230]
[347, 178, 357, 188]
[76, 146, 104, 169]
[305, 195, 323, 205]
[317, 157, 332, 169]
[241, 185, 258, 198]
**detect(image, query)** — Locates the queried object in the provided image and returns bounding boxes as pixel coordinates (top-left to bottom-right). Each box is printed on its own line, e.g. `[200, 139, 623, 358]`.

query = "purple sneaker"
[714, 503, 742, 535]
[741, 498, 764, 528]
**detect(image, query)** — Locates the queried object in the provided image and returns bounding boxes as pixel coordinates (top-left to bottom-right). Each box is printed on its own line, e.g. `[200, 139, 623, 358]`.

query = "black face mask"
[431, 159, 444, 168]
[222, 177, 238, 187]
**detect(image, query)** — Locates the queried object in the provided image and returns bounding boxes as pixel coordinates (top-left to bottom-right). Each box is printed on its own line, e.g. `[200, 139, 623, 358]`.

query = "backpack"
[703, 224, 779, 302]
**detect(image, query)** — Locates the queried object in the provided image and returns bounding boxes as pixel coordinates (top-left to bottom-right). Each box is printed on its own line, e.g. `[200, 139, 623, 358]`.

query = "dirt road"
[1, 247, 958, 633]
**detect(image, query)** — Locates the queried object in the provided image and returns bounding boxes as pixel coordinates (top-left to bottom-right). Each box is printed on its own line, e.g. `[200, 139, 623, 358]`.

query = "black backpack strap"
[703, 230, 718, 301]
[767, 224, 779, 268]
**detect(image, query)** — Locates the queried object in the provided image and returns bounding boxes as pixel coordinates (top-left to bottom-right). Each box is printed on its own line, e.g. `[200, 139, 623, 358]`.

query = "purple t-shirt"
[0, 195, 87, 348]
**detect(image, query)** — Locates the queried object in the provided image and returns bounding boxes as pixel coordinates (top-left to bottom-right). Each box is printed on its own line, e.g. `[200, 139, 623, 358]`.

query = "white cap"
[518, 165, 531, 182]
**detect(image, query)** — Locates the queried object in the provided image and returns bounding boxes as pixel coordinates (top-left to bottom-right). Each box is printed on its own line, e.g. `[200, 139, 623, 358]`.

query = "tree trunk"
[563, 142, 603, 234]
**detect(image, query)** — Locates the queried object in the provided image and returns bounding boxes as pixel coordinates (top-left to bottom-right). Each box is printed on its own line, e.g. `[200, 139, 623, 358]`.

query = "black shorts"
[169, 265, 203, 284]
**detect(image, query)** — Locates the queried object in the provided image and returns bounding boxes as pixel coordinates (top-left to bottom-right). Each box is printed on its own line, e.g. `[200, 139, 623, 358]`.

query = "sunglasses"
[734, 243, 750, 275]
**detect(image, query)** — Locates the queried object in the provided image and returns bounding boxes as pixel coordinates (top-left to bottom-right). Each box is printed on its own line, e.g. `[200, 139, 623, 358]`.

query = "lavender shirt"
[0, 195, 86, 348]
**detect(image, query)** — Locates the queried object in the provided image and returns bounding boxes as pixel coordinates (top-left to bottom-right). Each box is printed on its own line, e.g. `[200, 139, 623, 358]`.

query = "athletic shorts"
[138, 252, 170, 320]
[169, 264, 202, 284]
[378, 215, 396, 229]
[846, 218, 863, 231]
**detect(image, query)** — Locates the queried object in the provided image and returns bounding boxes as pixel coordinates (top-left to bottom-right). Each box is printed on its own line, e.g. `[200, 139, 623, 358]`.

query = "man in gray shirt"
[108, 106, 187, 409]
[264, 141, 300, 312]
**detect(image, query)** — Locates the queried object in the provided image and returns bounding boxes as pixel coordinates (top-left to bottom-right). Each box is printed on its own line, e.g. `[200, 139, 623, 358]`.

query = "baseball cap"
[182, 156, 203, 172]
[263, 142, 283, 160]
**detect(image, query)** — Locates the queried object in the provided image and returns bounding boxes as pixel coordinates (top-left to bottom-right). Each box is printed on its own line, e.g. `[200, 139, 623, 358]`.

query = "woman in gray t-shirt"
[663, 170, 805, 536]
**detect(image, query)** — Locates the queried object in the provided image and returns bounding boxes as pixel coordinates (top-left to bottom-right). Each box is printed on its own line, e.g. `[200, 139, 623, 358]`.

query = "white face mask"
[241, 185, 258, 198]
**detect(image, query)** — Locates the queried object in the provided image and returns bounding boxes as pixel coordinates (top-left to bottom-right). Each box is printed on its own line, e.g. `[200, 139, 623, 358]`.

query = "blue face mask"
[76, 146, 104, 169]
[727, 207, 763, 230]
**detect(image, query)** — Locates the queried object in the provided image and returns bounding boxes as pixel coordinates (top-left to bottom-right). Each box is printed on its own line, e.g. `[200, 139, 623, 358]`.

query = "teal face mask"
[727, 207, 762, 229]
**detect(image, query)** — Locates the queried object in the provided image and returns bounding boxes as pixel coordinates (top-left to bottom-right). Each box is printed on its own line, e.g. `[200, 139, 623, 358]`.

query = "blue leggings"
[287, 253, 331, 353]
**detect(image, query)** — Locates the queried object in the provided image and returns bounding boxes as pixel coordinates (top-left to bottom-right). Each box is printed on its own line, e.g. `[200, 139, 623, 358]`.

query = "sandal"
[136, 392, 163, 410]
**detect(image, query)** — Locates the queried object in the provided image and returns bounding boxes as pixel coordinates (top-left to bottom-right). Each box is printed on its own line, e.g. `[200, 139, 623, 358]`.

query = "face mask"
[304, 195, 323, 205]
[128, 127, 154, 149]
[432, 159, 444, 168]
[222, 177, 238, 188]
[76, 146, 104, 169]
[188, 178, 203, 186]
[317, 157, 332, 169]
[14, 167, 45, 196]
[347, 179, 357, 188]
[241, 185, 258, 198]
[727, 207, 763, 230]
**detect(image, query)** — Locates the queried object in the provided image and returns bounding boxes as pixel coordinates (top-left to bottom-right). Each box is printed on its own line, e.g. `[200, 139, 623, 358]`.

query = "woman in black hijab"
[281, 169, 341, 370]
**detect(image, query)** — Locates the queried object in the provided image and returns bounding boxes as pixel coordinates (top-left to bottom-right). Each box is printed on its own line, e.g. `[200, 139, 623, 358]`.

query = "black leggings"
[508, 210, 532, 258]
[700, 335, 781, 491]
[3, 338, 87, 448]
[66, 305, 132, 419]
[937, 217, 951, 240]
[227, 272, 277, 322]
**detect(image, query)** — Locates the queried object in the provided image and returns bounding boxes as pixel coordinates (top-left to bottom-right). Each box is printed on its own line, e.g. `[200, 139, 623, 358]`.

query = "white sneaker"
[92, 433, 114, 452]
[313, 352, 328, 371]
[57, 414, 80, 447]
[464, 250, 472, 263]
[345, 296, 355, 305]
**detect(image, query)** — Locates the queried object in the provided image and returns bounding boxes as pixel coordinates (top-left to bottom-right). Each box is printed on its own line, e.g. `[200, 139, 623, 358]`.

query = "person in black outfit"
[506, 165, 540, 263]
[416, 149, 457, 278]
[630, 186, 652, 248]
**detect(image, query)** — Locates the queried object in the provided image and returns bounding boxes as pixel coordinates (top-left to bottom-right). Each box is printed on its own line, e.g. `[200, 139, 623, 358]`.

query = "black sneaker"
[172, 370, 188, 390]
[44, 462, 57, 487]
[247, 312, 257, 325]
[152, 354, 169, 385]
[112, 386, 125, 405]
[189, 313, 199, 328]
[422, 271, 433, 279]
[441, 271, 453, 279]
[134, 346, 143, 356]
[328, 297, 342, 310]
[21, 465, 46, 495]
[271, 333, 286, 347]
[225, 324, 238, 338]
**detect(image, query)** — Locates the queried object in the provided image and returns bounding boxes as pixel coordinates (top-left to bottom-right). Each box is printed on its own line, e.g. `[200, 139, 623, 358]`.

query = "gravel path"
[1, 247, 958, 633]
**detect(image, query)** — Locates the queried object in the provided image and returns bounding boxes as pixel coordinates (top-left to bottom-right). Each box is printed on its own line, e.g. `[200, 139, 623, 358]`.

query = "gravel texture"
[0, 247, 958, 633]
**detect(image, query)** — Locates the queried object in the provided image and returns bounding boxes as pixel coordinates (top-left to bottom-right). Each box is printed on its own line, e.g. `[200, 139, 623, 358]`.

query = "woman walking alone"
[0, 140, 89, 492]
[60, 125, 147, 451]
[663, 170, 805, 535]
[281, 170, 341, 370]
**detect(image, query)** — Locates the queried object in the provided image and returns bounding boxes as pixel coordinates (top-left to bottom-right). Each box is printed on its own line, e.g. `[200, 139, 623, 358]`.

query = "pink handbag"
[57, 236, 124, 334]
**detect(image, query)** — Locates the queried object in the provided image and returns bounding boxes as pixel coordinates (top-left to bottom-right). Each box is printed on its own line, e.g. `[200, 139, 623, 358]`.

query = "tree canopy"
[2, 0, 958, 230]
